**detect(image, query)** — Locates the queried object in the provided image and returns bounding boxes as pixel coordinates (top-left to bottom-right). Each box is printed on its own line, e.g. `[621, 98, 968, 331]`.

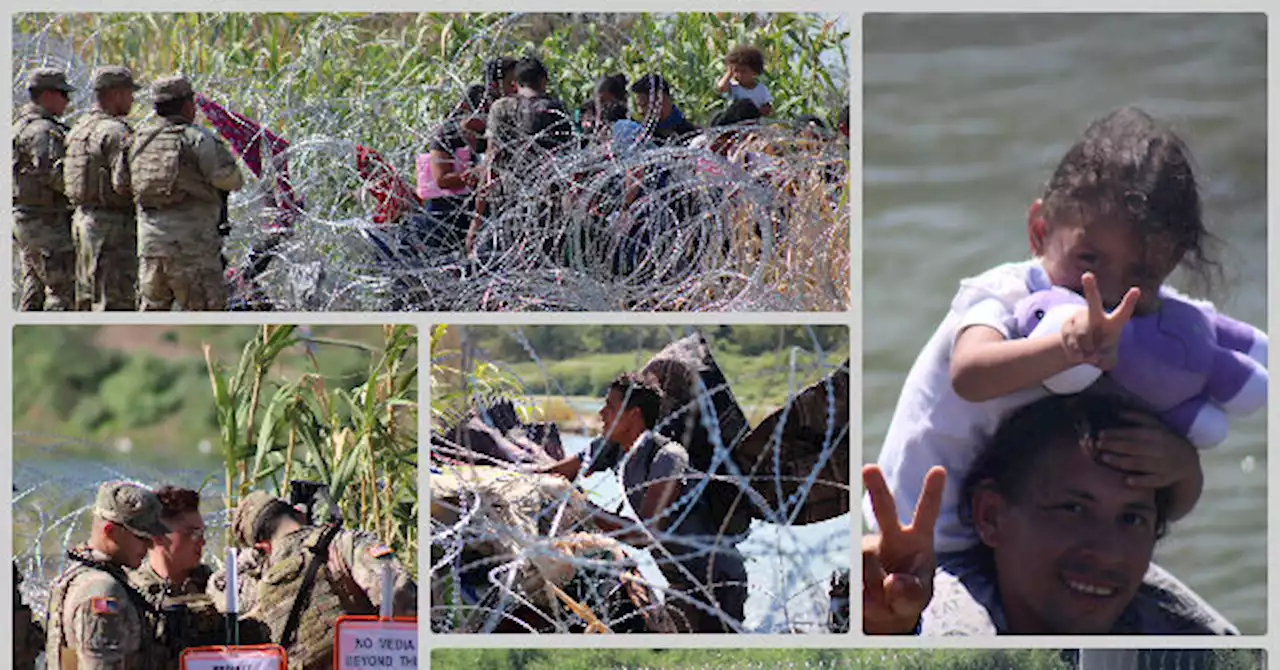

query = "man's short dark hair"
[630, 73, 671, 97]
[607, 373, 664, 429]
[154, 485, 200, 521]
[253, 499, 306, 544]
[155, 96, 189, 118]
[961, 393, 1172, 538]
[514, 56, 549, 89]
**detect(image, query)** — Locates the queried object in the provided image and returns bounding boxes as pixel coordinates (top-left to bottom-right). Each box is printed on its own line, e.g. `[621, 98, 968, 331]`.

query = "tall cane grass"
[204, 324, 418, 575]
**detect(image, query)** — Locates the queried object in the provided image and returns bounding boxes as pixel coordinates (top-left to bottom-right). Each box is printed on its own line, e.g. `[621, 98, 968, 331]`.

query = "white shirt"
[864, 259, 1053, 553]
[729, 81, 772, 109]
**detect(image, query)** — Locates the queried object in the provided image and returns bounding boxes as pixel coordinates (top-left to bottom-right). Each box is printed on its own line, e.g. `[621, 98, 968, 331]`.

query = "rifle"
[288, 480, 342, 527]
[218, 189, 231, 270]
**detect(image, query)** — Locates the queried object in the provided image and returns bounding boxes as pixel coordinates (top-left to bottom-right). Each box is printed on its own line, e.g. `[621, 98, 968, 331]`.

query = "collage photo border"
[1, 3, 1275, 668]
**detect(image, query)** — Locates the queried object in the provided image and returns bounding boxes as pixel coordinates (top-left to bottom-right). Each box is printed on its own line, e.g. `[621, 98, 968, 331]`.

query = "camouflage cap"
[91, 65, 141, 92]
[26, 67, 75, 93]
[151, 74, 194, 104]
[94, 481, 170, 538]
[233, 491, 285, 548]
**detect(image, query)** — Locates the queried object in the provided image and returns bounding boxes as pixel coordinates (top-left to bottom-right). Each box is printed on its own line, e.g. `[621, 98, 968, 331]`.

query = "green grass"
[430, 649, 1265, 670]
[206, 325, 418, 570]
[430, 649, 1072, 670]
[497, 347, 839, 409]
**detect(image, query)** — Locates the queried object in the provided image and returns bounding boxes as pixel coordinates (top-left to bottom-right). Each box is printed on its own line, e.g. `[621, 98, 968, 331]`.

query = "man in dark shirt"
[630, 73, 699, 146]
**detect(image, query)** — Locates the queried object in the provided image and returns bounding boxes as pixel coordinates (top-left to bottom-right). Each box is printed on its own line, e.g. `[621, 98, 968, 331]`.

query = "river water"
[11, 452, 237, 623]
[862, 14, 1267, 634]
[562, 434, 850, 634]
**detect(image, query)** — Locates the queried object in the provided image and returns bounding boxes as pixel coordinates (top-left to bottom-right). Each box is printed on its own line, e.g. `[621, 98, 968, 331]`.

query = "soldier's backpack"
[129, 123, 187, 207]
[247, 526, 358, 670]
[64, 114, 119, 206]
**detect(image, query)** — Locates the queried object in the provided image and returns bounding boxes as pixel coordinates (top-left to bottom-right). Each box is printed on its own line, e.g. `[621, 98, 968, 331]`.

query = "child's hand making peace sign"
[1060, 272, 1141, 370]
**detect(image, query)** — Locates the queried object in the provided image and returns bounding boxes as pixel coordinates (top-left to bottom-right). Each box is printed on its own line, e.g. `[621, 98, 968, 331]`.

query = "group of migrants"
[13, 481, 416, 668]
[415, 47, 849, 268]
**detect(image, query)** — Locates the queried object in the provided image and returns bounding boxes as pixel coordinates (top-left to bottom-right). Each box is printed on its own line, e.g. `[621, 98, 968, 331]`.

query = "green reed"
[204, 324, 418, 575]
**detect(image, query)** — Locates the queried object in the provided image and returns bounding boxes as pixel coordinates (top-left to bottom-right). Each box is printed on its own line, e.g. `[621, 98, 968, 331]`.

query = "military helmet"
[94, 481, 170, 538]
[232, 491, 286, 548]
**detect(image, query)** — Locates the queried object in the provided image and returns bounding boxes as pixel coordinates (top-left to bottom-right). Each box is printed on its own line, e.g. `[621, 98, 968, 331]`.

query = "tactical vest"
[46, 551, 165, 670]
[246, 527, 354, 670]
[64, 111, 132, 210]
[129, 120, 189, 208]
[12, 106, 69, 208]
[131, 562, 230, 657]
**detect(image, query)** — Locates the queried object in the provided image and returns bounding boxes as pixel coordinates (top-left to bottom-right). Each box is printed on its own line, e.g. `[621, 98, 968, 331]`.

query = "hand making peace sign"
[1060, 272, 1141, 370]
[862, 464, 946, 635]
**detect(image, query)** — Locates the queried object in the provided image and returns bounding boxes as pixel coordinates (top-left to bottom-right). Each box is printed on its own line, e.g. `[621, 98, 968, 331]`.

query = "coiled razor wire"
[430, 327, 851, 633]
[14, 14, 849, 311]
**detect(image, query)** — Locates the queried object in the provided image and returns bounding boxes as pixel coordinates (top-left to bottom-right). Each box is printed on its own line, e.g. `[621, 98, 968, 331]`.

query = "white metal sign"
[335, 618, 419, 669]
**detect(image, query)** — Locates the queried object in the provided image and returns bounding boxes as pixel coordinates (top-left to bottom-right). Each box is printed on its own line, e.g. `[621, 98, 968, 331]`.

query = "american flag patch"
[367, 544, 393, 559]
[91, 597, 119, 615]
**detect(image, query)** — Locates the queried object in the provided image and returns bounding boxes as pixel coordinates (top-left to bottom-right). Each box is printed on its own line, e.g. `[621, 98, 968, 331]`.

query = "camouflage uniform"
[126, 75, 244, 311]
[129, 560, 235, 655]
[13, 68, 76, 311]
[65, 66, 141, 311]
[206, 546, 266, 615]
[128, 559, 212, 599]
[232, 492, 417, 670]
[44, 482, 171, 670]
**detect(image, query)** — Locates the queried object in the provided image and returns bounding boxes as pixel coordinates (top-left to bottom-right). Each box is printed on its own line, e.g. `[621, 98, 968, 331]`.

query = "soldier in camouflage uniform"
[125, 74, 244, 311]
[13, 67, 76, 311]
[127, 485, 235, 656]
[232, 492, 417, 669]
[64, 66, 141, 311]
[45, 482, 171, 669]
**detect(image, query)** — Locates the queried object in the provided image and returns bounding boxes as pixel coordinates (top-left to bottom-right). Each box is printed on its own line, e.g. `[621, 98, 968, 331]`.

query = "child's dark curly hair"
[726, 44, 766, 75]
[1041, 106, 1221, 293]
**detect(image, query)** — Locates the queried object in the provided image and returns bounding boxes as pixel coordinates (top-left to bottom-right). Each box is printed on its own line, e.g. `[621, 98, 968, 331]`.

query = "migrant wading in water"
[431, 327, 850, 633]
[14, 12, 850, 311]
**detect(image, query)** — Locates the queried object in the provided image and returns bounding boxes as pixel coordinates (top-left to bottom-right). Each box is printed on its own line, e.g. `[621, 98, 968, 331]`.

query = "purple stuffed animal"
[1014, 286, 1268, 448]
